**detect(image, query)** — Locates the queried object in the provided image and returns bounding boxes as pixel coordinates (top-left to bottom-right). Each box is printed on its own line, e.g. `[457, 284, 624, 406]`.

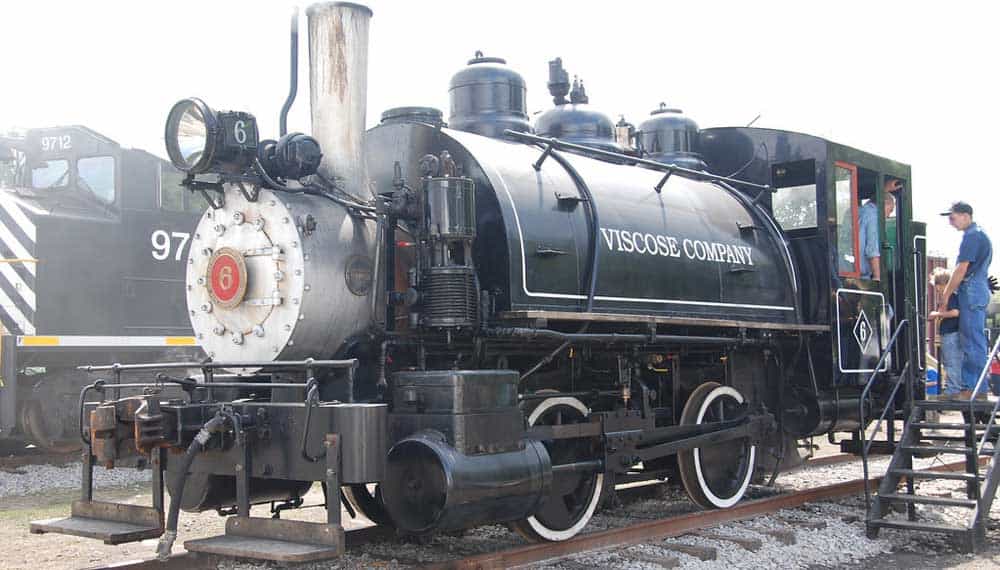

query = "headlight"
[164, 98, 258, 175]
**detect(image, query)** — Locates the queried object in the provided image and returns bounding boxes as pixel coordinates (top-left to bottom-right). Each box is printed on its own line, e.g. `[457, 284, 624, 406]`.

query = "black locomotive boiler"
[31, 2, 926, 562]
[0, 126, 204, 450]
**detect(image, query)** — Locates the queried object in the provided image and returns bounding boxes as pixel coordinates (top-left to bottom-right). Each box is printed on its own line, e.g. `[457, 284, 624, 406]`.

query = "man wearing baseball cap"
[937, 201, 993, 398]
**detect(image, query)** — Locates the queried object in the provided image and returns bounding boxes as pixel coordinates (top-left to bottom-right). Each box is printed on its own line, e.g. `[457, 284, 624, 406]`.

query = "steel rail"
[432, 459, 978, 570]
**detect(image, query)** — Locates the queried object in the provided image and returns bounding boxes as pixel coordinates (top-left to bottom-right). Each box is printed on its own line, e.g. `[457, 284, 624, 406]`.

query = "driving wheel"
[509, 395, 604, 542]
[677, 382, 756, 509]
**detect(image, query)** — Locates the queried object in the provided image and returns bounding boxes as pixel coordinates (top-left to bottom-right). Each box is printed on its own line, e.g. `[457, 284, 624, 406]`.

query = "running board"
[30, 500, 163, 544]
[184, 517, 344, 563]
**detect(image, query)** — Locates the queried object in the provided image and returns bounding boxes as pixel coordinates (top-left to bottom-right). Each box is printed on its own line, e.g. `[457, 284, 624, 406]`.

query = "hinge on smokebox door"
[243, 246, 286, 260]
[244, 289, 284, 307]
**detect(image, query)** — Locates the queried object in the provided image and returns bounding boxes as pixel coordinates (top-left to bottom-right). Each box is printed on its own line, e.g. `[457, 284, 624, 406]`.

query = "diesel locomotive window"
[31, 159, 70, 189]
[834, 162, 860, 277]
[78, 156, 116, 202]
[771, 160, 817, 231]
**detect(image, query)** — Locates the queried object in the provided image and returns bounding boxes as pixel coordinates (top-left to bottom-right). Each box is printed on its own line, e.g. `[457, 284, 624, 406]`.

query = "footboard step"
[184, 517, 344, 563]
[30, 500, 164, 545]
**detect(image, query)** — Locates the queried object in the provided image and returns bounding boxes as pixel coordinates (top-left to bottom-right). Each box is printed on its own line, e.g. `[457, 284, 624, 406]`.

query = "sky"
[1, 0, 997, 272]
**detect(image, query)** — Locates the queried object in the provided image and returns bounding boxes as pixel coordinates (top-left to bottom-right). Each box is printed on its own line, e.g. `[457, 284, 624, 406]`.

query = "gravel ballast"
[0, 462, 151, 498]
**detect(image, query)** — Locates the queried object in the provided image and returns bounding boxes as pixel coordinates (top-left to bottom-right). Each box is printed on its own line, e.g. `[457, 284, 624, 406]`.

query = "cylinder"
[782, 388, 865, 436]
[381, 431, 551, 534]
[307, 2, 372, 200]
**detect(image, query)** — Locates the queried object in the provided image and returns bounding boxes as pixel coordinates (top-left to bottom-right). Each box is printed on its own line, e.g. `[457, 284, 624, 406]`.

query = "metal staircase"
[864, 335, 1000, 552]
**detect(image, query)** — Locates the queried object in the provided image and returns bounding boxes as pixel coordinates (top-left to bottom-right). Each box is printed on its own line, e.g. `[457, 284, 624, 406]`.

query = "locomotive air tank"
[185, 2, 376, 364]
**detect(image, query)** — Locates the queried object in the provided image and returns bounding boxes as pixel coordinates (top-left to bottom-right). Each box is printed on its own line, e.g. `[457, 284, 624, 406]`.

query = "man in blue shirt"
[937, 201, 993, 398]
[858, 180, 898, 280]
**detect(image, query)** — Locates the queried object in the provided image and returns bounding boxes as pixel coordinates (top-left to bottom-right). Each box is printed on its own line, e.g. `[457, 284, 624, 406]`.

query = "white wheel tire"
[691, 385, 756, 508]
[524, 396, 604, 541]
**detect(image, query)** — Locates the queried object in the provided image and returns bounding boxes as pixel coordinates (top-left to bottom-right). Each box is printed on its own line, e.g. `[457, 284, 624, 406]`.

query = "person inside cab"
[858, 179, 899, 280]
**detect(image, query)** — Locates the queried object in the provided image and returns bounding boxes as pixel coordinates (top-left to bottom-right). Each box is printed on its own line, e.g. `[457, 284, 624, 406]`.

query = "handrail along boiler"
[29, 2, 924, 561]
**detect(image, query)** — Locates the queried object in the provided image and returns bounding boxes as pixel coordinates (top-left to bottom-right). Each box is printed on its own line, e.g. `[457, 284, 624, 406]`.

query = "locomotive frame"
[29, 2, 925, 562]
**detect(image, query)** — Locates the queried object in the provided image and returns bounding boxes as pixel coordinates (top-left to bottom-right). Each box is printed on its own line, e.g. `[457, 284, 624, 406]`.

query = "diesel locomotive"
[0, 126, 203, 451]
[30, 2, 926, 561]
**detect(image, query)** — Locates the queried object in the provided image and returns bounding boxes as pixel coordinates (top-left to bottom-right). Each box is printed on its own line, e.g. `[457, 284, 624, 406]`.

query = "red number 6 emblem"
[206, 247, 247, 308]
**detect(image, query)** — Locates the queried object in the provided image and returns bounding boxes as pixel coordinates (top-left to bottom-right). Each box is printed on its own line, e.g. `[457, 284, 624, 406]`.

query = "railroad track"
[81, 452, 930, 570]
[0, 446, 78, 471]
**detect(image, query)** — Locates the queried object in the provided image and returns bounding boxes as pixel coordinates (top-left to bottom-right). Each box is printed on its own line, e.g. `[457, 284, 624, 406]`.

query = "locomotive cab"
[702, 128, 925, 441]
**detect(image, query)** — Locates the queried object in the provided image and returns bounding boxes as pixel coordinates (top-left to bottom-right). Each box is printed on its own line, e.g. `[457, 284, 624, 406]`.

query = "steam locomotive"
[30, 2, 925, 561]
[0, 126, 203, 450]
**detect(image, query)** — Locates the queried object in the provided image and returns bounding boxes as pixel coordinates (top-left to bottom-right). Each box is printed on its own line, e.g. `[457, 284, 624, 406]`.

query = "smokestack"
[307, 2, 372, 201]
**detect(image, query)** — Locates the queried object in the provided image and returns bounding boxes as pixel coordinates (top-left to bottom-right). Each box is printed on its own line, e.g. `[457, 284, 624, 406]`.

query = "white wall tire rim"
[525, 396, 604, 541]
[692, 386, 756, 508]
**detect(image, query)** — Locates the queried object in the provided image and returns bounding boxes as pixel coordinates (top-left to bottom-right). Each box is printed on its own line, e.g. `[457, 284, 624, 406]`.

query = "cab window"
[31, 159, 70, 189]
[78, 156, 116, 202]
[834, 162, 859, 277]
[771, 160, 817, 231]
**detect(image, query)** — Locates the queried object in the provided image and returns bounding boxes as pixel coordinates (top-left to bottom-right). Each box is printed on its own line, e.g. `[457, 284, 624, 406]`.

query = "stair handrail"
[859, 319, 910, 518]
[970, 334, 1000, 454]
